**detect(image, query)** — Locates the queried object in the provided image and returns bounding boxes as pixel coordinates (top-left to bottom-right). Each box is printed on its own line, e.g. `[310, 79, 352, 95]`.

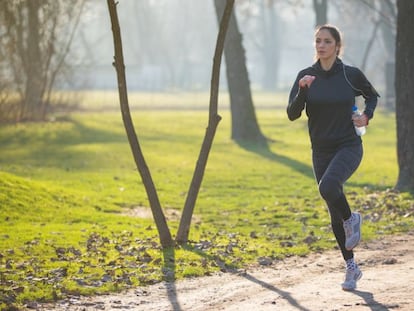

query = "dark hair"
[315, 24, 343, 56]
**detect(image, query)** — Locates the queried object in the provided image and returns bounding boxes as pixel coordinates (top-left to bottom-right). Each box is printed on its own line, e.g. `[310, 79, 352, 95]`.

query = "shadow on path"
[162, 247, 183, 311]
[351, 290, 391, 311]
[162, 244, 311, 311]
[242, 272, 311, 311]
[157, 139, 317, 311]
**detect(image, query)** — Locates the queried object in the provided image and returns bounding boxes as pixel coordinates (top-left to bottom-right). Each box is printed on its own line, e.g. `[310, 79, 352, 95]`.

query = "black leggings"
[312, 144, 363, 260]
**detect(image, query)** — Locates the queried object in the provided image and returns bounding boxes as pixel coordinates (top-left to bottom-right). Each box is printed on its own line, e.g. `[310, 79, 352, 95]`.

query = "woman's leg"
[329, 205, 354, 260]
[312, 145, 363, 260]
[316, 145, 363, 218]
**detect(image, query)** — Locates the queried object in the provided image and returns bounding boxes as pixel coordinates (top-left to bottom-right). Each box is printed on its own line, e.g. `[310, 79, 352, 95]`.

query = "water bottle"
[352, 105, 366, 136]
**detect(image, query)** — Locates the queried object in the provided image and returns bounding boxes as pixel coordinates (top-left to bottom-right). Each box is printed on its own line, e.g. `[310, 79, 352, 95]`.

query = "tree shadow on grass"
[160, 245, 311, 311]
[0, 116, 129, 171]
[236, 139, 315, 180]
[236, 140, 397, 193]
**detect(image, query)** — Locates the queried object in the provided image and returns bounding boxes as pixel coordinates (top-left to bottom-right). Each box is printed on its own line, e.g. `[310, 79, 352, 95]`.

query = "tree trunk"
[313, 0, 328, 26]
[23, 0, 44, 121]
[107, 0, 173, 248]
[395, 0, 414, 192]
[176, 0, 234, 244]
[360, 19, 380, 72]
[214, 0, 266, 144]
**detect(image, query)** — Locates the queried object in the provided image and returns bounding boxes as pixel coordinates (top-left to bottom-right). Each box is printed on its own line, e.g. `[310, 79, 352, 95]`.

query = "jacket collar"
[312, 57, 343, 77]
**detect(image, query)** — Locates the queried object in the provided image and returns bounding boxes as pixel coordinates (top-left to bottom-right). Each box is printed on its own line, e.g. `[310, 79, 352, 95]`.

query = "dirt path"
[38, 232, 414, 311]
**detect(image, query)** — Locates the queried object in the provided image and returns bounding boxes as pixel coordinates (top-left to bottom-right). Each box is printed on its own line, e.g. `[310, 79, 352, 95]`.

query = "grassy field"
[0, 92, 413, 309]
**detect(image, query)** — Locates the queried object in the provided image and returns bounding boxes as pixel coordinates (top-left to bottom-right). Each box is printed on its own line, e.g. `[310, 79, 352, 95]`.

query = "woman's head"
[314, 24, 343, 61]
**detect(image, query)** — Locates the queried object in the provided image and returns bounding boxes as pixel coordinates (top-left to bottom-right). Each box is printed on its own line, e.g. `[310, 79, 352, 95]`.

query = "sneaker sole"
[342, 285, 356, 291]
[345, 213, 362, 251]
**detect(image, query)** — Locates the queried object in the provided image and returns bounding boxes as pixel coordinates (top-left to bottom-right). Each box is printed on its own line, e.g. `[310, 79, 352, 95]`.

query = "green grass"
[0, 92, 413, 309]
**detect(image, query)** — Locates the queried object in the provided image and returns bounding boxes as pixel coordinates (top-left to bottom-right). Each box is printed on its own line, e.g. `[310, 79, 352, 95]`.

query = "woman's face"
[314, 29, 338, 61]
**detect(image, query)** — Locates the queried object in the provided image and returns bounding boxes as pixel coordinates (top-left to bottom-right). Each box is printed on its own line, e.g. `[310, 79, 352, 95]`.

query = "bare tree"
[108, 0, 235, 246]
[344, 0, 397, 107]
[176, 0, 235, 244]
[214, 0, 267, 144]
[237, 0, 282, 91]
[107, 0, 173, 248]
[260, 1, 281, 91]
[395, 0, 414, 192]
[0, 0, 84, 122]
[333, 0, 396, 109]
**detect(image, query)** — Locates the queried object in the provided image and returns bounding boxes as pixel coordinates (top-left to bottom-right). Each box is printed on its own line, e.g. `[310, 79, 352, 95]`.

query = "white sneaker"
[343, 212, 362, 250]
[342, 266, 362, 291]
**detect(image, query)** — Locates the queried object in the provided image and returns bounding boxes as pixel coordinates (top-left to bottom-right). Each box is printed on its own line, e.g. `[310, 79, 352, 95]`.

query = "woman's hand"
[299, 75, 316, 88]
[352, 113, 369, 127]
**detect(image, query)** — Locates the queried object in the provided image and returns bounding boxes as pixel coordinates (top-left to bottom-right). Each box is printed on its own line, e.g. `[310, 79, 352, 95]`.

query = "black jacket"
[287, 58, 379, 151]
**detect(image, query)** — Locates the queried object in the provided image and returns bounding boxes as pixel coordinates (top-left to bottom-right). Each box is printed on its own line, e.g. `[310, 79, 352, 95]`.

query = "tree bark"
[214, 0, 266, 144]
[175, 0, 234, 244]
[107, 0, 173, 248]
[395, 0, 414, 192]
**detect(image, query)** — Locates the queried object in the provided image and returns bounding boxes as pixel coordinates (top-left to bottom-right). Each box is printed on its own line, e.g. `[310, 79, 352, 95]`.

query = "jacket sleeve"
[354, 68, 380, 119]
[287, 73, 307, 121]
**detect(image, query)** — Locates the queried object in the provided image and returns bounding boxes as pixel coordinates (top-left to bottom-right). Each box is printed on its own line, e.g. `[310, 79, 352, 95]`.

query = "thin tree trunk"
[360, 19, 380, 72]
[107, 0, 173, 248]
[175, 0, 234, 244]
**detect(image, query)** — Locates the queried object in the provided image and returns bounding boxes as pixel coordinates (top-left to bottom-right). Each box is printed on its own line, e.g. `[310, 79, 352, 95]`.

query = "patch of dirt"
[122, 206, 180, 221]
[37, 232, 414, 311]
[122, 206, 201, 223]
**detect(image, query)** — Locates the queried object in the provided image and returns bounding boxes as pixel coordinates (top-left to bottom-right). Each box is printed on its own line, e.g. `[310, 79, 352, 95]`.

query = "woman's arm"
[353, 67, 380, 119]
[287, 72, 309, 121]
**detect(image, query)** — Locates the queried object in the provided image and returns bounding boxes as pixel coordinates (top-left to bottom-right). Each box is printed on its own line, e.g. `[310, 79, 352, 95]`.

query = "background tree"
[341, 0, 397, 108]
[395, 0, 414, 192]
[313, 0, 327, 26]
[0, 0, 84, 122]
[358, 0, 396, 110]
[236, 0, 282, 91]
[260, 1, 281, 91]
[214, 0, 266, 144]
